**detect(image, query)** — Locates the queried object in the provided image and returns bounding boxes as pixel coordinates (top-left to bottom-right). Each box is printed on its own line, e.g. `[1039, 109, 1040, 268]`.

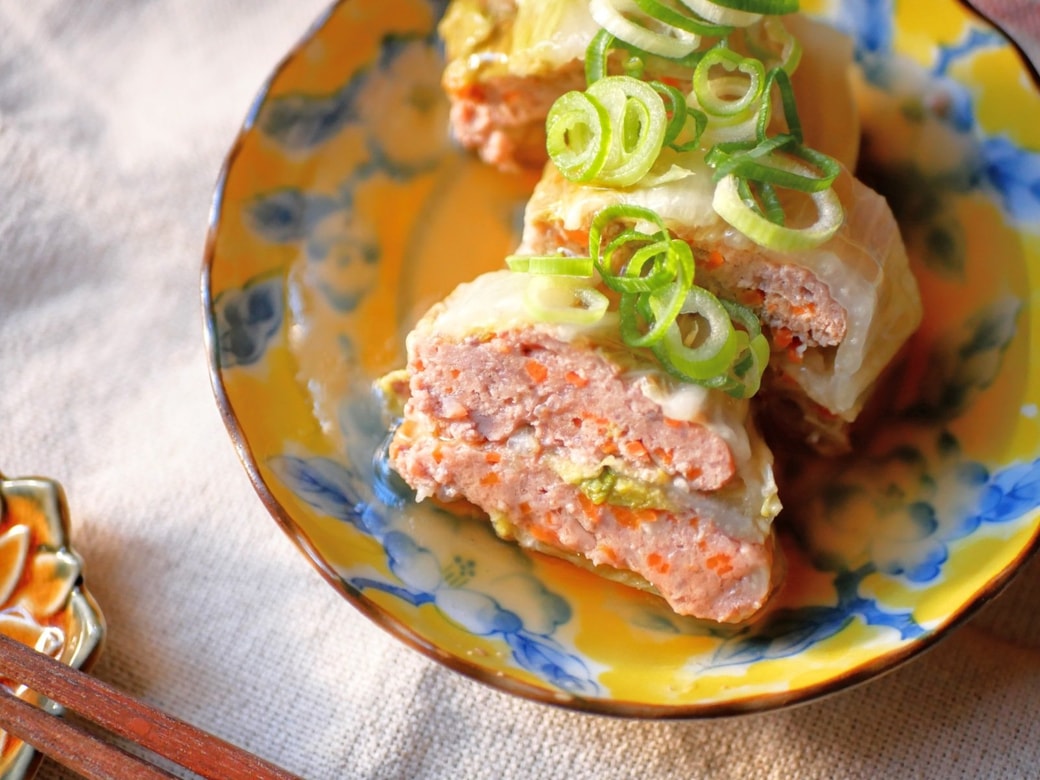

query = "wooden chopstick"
[0, 633, 301, 780]
[0, 685, 177, 779]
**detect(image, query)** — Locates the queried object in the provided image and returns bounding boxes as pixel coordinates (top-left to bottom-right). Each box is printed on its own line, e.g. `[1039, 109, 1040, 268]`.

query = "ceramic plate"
[0, 475, 105, 779]
[203, 0, 1040, 715]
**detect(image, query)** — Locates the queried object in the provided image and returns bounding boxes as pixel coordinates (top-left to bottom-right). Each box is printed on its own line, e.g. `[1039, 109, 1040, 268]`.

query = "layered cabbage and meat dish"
[379, 0, 923, 622]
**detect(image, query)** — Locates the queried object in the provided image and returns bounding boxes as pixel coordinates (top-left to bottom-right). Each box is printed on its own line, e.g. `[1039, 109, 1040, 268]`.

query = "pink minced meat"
[444, 64, 586, 171]
[388, 325, 780, 623]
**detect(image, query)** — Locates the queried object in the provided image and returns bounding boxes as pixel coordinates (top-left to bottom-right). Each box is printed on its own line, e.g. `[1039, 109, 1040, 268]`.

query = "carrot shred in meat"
[791, 303, 817, 316]
[479, 472, 500, 486]
[773, 326, 795, 349]
[653, 447, 674, 467]
[484, 452, 502, 464]
[705, 553, 734, 576]
[529, 520, 559, 545]
[741, 289, 765, 307]
[611, 505, 659, 529]
[663, 417, 684, 428]
[525, 359, 549, 383]
[684, 464, 703, 481]
[624, 440, 649, 459]
[577, 494, 603, 525]
[564, 370, 589, 388]
[599, 545, 621, 566]
[647, 552, 671, 574]
[703, 250, 725, 269]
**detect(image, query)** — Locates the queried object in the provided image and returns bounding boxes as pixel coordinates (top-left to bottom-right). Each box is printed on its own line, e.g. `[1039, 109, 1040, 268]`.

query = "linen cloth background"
[1, 1, 1038, 778]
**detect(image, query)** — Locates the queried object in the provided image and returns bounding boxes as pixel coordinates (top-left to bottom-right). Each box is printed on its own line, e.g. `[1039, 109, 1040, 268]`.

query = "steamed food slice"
[518, 160, 923, 451]
[439, 1, 860, 172]
[385, 270, 782, 623]
[439, 0, 591, 169]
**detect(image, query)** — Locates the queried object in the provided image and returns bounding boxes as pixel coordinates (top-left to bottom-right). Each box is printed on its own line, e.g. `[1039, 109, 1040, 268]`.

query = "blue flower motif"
[246, 185, 381, 313]
[933, 27, 1005, 78]
[978, 135, 1040, 224]
[962, 457, 1040, 532]
[711, 565, 926, 669]
[908, 296, 1021, 420]
[246, 189, 339, 244]
[269, 455, 370, 530]
[259, 79, 363, 151]
[833, 0, 894, 57]
[270, 452, 600, 696]
[834, 1, 1040, 230]
[304, 213, 381, 313]
[212, 275, 283, 368]
[829, 0, 895, 87]
[355, 33, 451, 177]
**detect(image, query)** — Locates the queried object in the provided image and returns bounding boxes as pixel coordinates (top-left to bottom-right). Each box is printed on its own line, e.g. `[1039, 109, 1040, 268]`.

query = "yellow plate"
[203, 0, 1040, 715]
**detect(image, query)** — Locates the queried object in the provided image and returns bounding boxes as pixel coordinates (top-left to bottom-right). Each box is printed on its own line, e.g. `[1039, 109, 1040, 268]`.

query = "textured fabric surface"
[1, 1, 1038, 778]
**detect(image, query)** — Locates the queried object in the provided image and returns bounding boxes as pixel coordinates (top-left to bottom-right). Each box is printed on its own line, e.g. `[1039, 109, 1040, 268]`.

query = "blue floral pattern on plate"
[269, 451, 600, 695]
[204, 0, 1040, 712]
[831, 0, 1040, 227]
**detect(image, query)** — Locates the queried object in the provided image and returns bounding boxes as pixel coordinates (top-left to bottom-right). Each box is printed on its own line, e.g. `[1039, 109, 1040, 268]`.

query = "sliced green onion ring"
[622, 241, 696, 347]
[718, 298, 769, 397]
[589, 204, 669, 274]
[695, 97, 762, 145]
[580, 77, 669, 186]
[744, 17, 802, 74]
[546, 91, 611, 182]
[506, 254, 595, 276]
[585, 28, 614, 85]
[523, 275, 610, 325]
[678, 0, 763, 28]
[649, 81, 708, 151]
[713, 169, 844, 250]
[651, 287, 739, 381]
[755, 66, 803, 143]
[746, 179, 786, 225]
[693, 47, 766, 118]
[590, 0, 701, 59]
[630, 0, 735, 37]
[706, 0, 798, 14]
[707, 135, 839, 192]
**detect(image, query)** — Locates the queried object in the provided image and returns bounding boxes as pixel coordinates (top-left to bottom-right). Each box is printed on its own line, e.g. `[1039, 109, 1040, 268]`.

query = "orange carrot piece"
[624, 440, 649, 459]
[703, 250, 725, 269]
[525, 360, 549, 383]
[705, 554, 734, 576]
[773, 326, 795, 349]
[564, 371, 589, 388]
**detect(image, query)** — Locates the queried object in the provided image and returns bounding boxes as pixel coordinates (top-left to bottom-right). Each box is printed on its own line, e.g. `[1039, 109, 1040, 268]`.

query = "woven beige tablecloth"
[2, 1, 1039, 778]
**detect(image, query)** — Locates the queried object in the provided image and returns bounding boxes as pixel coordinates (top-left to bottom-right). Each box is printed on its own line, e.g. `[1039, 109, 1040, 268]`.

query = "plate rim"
[200, 0, 1040, 718]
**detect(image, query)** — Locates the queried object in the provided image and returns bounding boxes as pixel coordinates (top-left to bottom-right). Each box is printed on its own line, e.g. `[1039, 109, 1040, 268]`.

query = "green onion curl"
[713, 166, 843, 250]
[650, 287, 740, 382]
[548, 77, 668, 188]
[590, 0, 702, 59]
[546, 90, 611, 183]
[505, 254, 596, 276]
[692, 47, 767, 118]
[523, 275, 610, 325]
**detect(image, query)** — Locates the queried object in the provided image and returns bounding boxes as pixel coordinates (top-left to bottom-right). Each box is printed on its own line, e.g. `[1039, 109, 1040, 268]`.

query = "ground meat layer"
[388, 327, 779, 622]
